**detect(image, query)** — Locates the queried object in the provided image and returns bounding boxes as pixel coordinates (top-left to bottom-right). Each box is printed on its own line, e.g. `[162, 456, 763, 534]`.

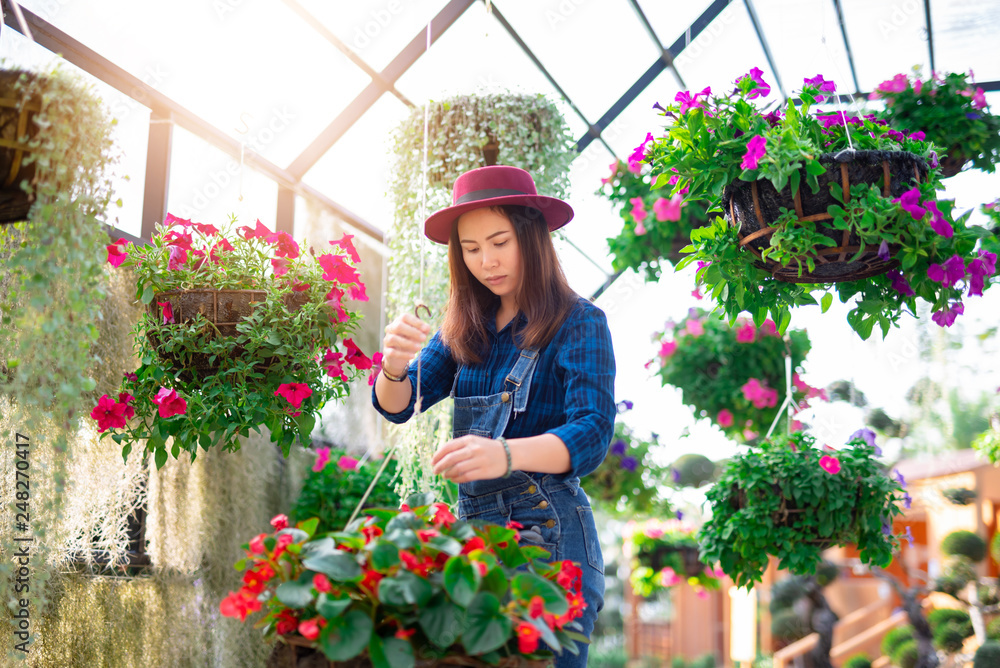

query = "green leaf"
[302, 552, 362, 581]
[154, 447, 167, 469]
[463, 592, 512, 655]
[369, 635, 415, 668]
[316, 593, 352, 618]
[141, 285, 155, 304]
[379, 571, 434, 608]
[511, 573, 568, 616]
[820, 293, 833, 313]
[444, 557, 479, 607]
[419, 600, 465, 648]
[297, 517, 320, 538]
[319, 610, 372, 661]
[275, 580, 314, 609]
[294, 411, 316, 439]
[371, 541, 402, 571]
[480, 566, 509, 599]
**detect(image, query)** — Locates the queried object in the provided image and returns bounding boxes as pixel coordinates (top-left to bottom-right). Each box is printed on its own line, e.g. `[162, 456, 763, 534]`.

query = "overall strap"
[505, 347, 540, 414]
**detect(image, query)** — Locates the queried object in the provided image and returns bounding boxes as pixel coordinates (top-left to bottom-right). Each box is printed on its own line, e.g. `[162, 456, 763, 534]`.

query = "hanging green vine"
[386, 91, 576, 500]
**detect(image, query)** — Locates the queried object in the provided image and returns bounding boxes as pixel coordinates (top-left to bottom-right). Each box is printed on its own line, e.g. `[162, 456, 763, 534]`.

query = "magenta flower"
[167, 245, 188, 270]
[883, 130, 907, 143]
[816, 112, 862, 129]
[628, 132, 654, 168]
[759, 319, 777, 336]
[675, 86, 711, 114]
[737, 67, 771, 99]
[717, 409, 734, 428]
[877, 73, 909, 94]
[90, 394, 128, 432]
[966, 250, 997, 297]
[735, 322, 756, 343]
[741, 135, 767, 170]
[629, 197, 648, 224]
[271, 257, 290, 277]
[653, 194, 684, 222]
[157, 301, 175, 325]
[819, 455, 841, 475]
[803, 74, 836, 101]
[267, 231, 300, 259]
[152, 387, 188, 419]
[600, 161, 618, 185]
[908, 131, 926, 141]
[118, 392, 136, 420]
[924, 201, 953, 238]
[164, 213, 193, 228]
[106, 239, 129, 267]
[209, 238, 235, 263]
[274, 382, 313, 408]
[878, 241, 890, 262]
[238, 219, 274, 241]
[338, 455, 360, 471]
[322, 349, 347, 382]
[927, 255, 966, 288]
[312, 446, 331, 472]
[318, 253, 362, 285]
[344, 338, 374, 370]
[893, 188, 926, 220]
[887, 270, 915, 296]
[659, 340, 678, 359]
[931, 301, 965, 327]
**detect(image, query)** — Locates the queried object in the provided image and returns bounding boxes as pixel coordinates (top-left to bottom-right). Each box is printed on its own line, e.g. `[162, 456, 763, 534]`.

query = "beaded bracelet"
[497, 436, 512, 479]
[380, 361, 408, 383]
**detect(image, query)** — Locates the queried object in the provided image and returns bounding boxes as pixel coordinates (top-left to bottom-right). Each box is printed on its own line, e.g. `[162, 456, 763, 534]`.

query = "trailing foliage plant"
[625, 518, 723, 599]
[387, 92, 575, 500]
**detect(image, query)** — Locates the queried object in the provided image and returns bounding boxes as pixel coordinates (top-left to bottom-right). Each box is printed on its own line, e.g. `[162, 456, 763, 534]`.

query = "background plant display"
[94, 215, 374, 466]
[291, 446, 401, 536]
[596, 158, 707, 281]
[625, 519, 722, 599]
[588, 402, 672, 517]
[650, 308, 822, 443]
[222, 494, 588, 665]
[643, 69, 996, 340]
[872, 70, 1000, 175]
[699, 430, 906, 587]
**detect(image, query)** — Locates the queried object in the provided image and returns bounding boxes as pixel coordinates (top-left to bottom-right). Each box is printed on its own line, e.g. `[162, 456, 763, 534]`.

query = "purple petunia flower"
[893, 188, 927, 220]
[849, 428, 879, 455]
[908, 131, 925, 141]
[903, 491, 912, 509]
[676, 510, 684, 520]
[804, 74, 837, 101]
[904, 526, 914, 547]
[671, 468, 681, 483]
[124, 371, 139, 383]
[932, 301, 965, 327]
[966, 250, 998, 297]
[882, 522, 892, 535]
[927, 255, 966, 288]
[887, 270, 916, 296]
[621, 456, 638, 472]
[883, 129, 907, 143]
[925, 201, 953, 238]
[878, 240, 890, 261]
[893, 468, 906, 488]
[967, 112, 981, 120]
[741, 135, 767, 170]
[611, 439, 627, 456]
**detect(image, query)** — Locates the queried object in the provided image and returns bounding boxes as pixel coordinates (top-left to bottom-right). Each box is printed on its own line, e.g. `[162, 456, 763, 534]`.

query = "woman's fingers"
[381, 313, 432, 372]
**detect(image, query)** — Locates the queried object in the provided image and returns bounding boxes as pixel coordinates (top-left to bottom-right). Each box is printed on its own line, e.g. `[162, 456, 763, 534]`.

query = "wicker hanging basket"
[267, 636, 554, 668]
[729, 482, 859, 550]
[146, 288, 309, 376]
[645, 544, 704, 578]
[0, 70, 41, 224]
[723, 150, 928, 283]
[938, 147, 968, 178]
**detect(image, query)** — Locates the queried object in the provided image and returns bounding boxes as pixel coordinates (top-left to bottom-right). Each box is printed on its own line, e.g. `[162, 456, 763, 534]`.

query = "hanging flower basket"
[0, 70, 41, 224]
[699, 430, 907, 587]
[725, 150, 927, 283]
[270, 635, 553, 668]
[625, 519, 723, 598]
[939, 149, 969, 178]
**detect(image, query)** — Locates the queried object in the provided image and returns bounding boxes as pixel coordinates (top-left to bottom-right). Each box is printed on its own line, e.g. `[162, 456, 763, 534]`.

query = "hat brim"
[424, 194, 574, 245]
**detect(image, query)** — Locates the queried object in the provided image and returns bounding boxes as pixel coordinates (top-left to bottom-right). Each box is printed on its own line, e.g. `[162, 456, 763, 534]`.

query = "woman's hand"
[432, 435, 509, 483]
[381, 312, 431, 377]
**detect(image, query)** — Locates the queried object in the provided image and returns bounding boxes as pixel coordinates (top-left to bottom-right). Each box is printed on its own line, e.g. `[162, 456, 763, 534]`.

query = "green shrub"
[979, 583, 1000, 606]
[588, 643, 628, 668]
[928, 608, 973, 636]
[992, 532, 1000, 566]
[975, 641, 1000, 668]
[689, 653, 716, 668]
[772, 608, 811, 642]
[936, 573, 971, 598]
[814, 561, 840, 587]
[881, 625, 914, 657]
[770, 576, 808, 611]
[843, 654, 872, 668]
[290, 448, 400, 535]
[672, 453, 717, 487]
[891, 639, 919, 668]
[942, 487, 977, 505]
[987, 616, 1000, 640]
[933, 622, 969, 653]
[671, 658, 687, 668]
[942, 530, 988, 562]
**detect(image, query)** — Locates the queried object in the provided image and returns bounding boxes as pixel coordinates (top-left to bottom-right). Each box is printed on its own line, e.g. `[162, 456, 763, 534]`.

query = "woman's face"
[456, 207, 522, 304]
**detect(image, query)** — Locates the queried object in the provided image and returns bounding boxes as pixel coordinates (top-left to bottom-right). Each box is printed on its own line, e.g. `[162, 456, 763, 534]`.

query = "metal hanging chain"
[764, 335, 796, 441]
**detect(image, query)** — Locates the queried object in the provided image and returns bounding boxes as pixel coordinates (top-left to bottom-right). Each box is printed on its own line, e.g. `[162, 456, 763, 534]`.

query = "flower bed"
[649, 308, 823, 443]
[222, 495, 587, 665]
[93, 215, 376, 466]
[643, 70, 997, 339]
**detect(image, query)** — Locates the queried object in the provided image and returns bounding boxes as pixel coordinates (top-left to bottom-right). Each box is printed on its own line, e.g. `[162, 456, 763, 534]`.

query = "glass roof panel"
[557, 141, 620, 279]
[931, 0, 1000, 83]
[671, 2, 781, 106]
[393, 3, 589, 139]
[752, 0, 855, 97]
[634, 0, 718, 52]
[303, 92, 411, 233]
[16, 0, 373, 168]
[292, 0, 451, 73]
[601, 67, 683, 160]
[166, 126, 279, 229]
[491, 0, 661, 122]
[839, 0, 931, 92]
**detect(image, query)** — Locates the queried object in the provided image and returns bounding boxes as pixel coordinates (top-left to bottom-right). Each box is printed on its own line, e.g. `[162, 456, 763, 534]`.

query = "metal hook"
[414, 303, 431, 320]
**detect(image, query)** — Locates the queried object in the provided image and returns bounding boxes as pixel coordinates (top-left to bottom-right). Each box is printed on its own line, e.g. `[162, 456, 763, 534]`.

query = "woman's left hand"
[431, 435, 509, 483]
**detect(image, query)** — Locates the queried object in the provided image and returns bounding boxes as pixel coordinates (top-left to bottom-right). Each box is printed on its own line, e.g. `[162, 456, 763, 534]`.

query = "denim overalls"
[450, 346, 604, 668]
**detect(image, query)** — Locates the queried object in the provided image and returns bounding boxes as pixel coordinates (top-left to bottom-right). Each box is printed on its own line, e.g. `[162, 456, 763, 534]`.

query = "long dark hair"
[441, 205, 577, 364]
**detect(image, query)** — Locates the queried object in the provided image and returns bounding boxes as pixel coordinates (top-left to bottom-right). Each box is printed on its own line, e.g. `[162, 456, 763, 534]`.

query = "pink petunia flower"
[717, 409, 734, 428]
[152, 387, 187, 418]
[274, 383, 313, 408]
[653, 194, 684, 222]
[741, 135, 767, 170]
[343, 338, 373, 370]
[157, 301, 175, 324]
[893, 188, 926, 220]
[267, 231, 300, 259]
[368, 352, 384, 386]
[876, 73, 909, 94]
[338, 455, 359, 470]
[322, 349, 348, 382]
[330, 233, 361, 263]
[106, 239, 129, 267]
[90, 394, 128, 431]
[738, 67, 771, 99]
[684, 319, 704, 337]
[927, 255, 966, 288]
[887, 270, 915, 296]
[924, 201, 953, 238]
[209, 238, 235, 263]
[238, 219, 274, 241]
[167, 245, 188, 270]
[735, 322, 756, 343]
[966, 250, 997, 297]
[675, 86, 711, 114]
[931, 301, 965, 327]
[317, 253, 362, 285]
[312, 446, 331, 472]
[819, 455, 841, 474]
[659, 340, 678, 359]
[803, 74, 836, 101]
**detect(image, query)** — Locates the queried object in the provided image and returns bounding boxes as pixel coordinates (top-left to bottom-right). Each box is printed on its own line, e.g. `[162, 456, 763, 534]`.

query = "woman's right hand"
[381, 313, 431, 377]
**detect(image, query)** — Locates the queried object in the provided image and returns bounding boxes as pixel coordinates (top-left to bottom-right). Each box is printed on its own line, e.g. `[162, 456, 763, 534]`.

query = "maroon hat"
[423, 165, 574, 244]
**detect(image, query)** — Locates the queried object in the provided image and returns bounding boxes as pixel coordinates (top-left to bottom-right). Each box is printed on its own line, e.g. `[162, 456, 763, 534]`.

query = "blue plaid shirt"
[372, 297, 616, 480]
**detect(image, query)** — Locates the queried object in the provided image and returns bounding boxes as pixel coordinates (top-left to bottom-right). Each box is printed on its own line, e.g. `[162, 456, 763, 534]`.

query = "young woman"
[372, 165, 616, 668]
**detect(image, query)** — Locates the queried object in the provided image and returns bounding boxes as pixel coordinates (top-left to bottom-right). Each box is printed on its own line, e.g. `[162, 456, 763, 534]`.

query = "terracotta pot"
[0, 70, 41, 224]
[267, 636, 553, 668]
[723, 150, 928, 283]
